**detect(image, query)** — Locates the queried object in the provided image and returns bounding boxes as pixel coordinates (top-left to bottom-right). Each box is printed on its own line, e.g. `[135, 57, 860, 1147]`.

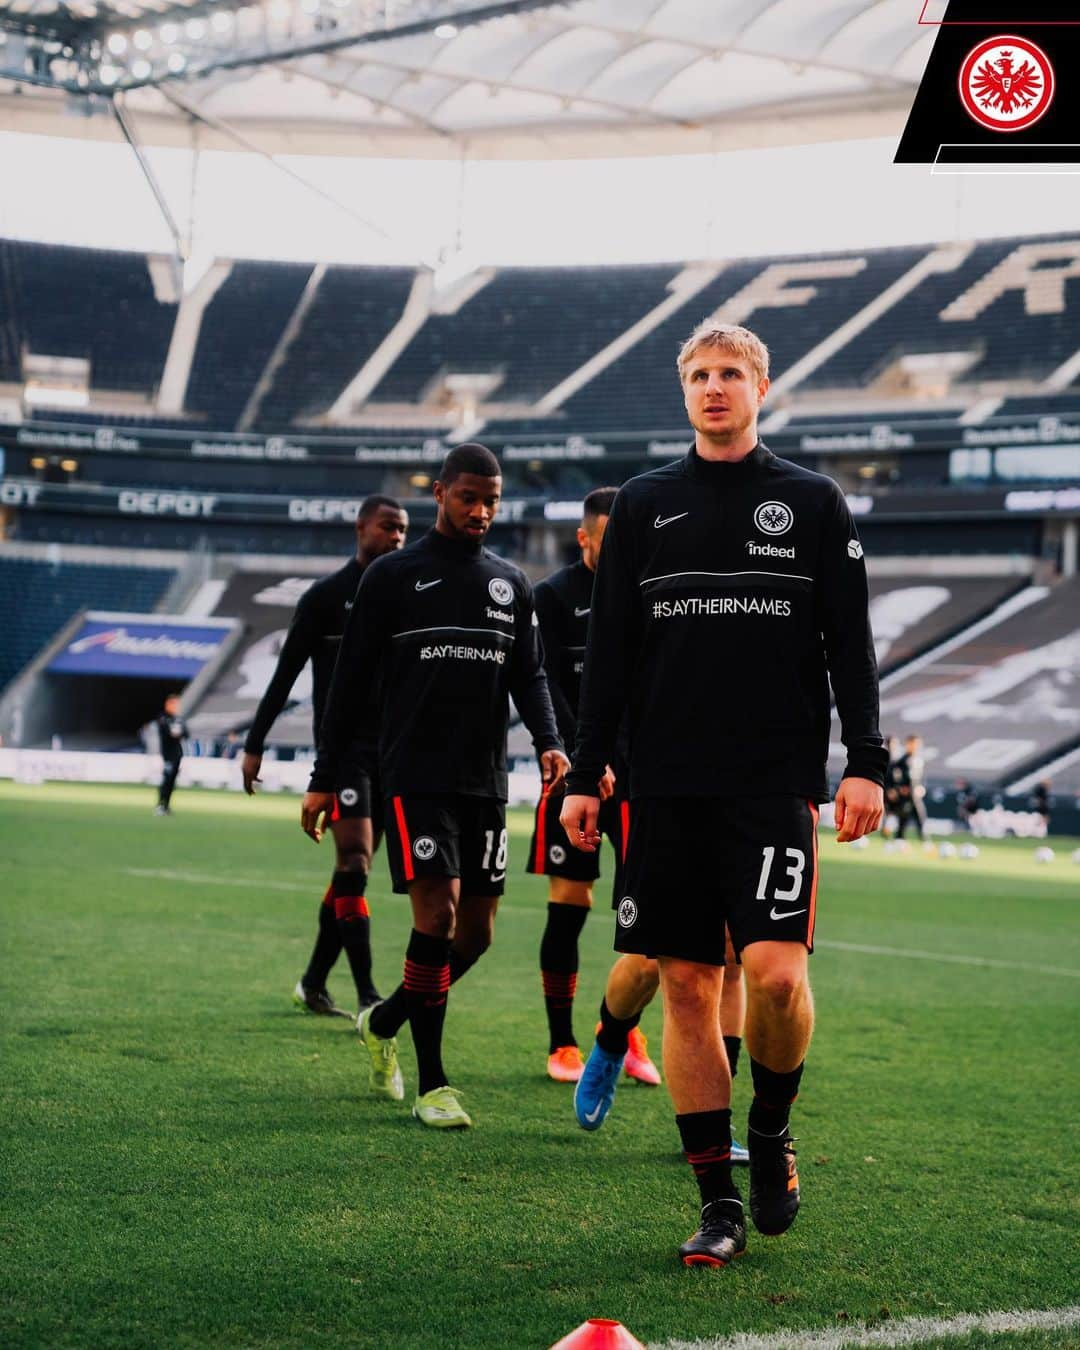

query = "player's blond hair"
[677, 323, 770, 385]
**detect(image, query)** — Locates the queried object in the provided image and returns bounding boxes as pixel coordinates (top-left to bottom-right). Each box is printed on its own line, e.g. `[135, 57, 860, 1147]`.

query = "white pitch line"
[652, 1302, 1080, 1350]
[124, 867, 312, 894]
[817, 938, 1080, 980]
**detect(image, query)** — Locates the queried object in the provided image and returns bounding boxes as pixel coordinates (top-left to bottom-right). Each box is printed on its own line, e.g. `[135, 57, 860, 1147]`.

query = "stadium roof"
[0, 0, 933, 158]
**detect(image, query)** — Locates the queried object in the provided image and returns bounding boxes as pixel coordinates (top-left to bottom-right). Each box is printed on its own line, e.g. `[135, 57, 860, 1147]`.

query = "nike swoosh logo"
[583, 1101, 604, 1124]
[415, 579, 442, 591]
[654, 512, 688, 529]
[574, 606, 590, 617]
[490, 872, 505, 882]
[344, 601, 353, 610]
[770, 907, 807, 921]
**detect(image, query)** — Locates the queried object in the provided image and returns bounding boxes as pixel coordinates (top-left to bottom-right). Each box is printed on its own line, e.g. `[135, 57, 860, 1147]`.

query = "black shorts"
[331, 759, 381, 822]
[384, 795, 507, 896]
[526, 784, 628, 890]
[616, 795, 819, 966]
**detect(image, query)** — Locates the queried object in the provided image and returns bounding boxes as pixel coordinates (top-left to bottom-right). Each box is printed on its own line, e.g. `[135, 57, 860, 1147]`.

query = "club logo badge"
[549, 845, 566, 865]
[617, 896, 638, 928]
[754, 501, 794, 536]
[959, 35, 1055, 133]
[413, 835, 437, 861]
[339, 787, 358, 807]
[488, 577, 513, 606]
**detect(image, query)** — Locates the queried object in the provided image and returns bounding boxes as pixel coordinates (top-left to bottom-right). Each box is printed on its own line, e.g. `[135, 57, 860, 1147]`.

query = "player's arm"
[562, 492, 638, 850]
[817, 486, 886, 842]
[241, 597, 317, 794]
[533, 581, 578, 751]
[509, 578, 568, 788]
[302, 568, 386, 841]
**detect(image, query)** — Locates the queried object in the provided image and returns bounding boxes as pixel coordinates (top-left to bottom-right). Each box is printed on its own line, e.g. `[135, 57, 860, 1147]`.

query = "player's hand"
[598, 765, 616, 802]
[241, 752, 262, 796]
[300, 791, 335, 842]
[834, 777, 884, 843]
[560, 793, 601, 852]
[541, 749, 570, 788]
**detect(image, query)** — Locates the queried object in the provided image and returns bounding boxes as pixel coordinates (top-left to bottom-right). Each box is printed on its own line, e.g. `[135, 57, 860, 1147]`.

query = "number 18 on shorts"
[387, 795, 509, 896]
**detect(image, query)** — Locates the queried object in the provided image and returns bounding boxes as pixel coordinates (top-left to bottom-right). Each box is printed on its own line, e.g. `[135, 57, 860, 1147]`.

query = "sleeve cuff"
[842, 746, 888, 787]
[564, 769, 603, 797]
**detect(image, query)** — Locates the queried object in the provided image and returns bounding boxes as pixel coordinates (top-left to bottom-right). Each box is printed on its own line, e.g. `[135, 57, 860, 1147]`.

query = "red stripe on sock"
[404, 959, 450, 993]
[541, 971, 578, 1000]
[333, 894, 370, 921]
[393, 796, 415, 882]
[686, 1146, 732, 1176]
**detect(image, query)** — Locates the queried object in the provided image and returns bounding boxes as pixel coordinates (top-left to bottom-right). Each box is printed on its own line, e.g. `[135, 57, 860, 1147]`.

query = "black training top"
[565, 442, 887, 803]
[243, 557, 365, 756]
[309, 528, 562, 801]
[534, 559, 594, 751]
[156, 713, 187, 763]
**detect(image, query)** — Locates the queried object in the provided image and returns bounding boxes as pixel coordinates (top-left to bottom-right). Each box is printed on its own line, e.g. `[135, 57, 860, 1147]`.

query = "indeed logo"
[746, 540, 795, 559]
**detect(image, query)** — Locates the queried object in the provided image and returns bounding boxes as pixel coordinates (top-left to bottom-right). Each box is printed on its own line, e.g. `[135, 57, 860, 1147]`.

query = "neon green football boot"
[356, 1005, 405, 1101]
[412, 1085, 472, 1129]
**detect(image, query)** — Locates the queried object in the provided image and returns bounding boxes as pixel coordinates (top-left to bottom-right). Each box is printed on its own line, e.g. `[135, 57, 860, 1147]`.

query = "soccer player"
[561, 322, 885, 1267]
[302, 444, 568, 1129]
[241, 496, 408, 1016]
[154, 694, 187, 815]
[528, 487, 658, 1086]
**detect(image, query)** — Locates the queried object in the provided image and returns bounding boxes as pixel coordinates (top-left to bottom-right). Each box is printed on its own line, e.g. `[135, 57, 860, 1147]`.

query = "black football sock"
[676, 1108, 742, 1209]
[332, 870, 379, 1006]
[368, 943, 477, 1039]
[596, 996, 641, 1057]
[403, 929, 451, 1096]
[302, 887, 342, 991]
[748, 1059, 804, 1138]
[723, 1035, 742, 1081]
[540, 903, 588, 1052]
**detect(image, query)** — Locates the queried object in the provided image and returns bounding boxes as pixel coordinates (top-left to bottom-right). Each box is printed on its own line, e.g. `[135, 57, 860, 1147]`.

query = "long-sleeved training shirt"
[156, 714, 187, 763]
[309, 527, 562, 801]
[534, 559, 594, 752]
[565, 443, 887, 802]
[243, 557, 365, 756]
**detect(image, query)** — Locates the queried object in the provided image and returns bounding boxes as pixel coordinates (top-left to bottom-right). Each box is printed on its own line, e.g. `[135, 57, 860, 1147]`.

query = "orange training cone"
[550, 1318, 645, 1350]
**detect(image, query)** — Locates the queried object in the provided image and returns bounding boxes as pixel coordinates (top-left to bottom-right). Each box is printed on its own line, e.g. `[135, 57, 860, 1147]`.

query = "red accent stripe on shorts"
[541, 971, 578, 1002]
[333, 894, 370, 922]
[403, 959, 451, 993]
[533, 786, 549, 872]
[330, 797, 341, 823]
[392, 796, 414, 882]
[620, 800, 630, 863]
[807, 800, 819, 949]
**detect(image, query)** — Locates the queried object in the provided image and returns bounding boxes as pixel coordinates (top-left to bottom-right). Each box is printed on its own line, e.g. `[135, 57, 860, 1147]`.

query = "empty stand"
[878, 577, 1080, 787]
[0, 239, 176, 394]
[868, 574, 1028, 675]
[186, 261, 312, 427]
[257, 265, 416, 426]
[0, 556, 174, 694]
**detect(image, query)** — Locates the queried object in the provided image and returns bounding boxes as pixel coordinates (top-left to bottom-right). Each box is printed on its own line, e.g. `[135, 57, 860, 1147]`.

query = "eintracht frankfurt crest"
[958, 35, 1055, 133]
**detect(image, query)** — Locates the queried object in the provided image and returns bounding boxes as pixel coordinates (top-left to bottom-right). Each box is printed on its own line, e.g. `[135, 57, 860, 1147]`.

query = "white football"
[850, 835, 870, 850]
[1034, 847, 1054, 864]
[938, 842, 957, 859]
[959, 844, 979, 860]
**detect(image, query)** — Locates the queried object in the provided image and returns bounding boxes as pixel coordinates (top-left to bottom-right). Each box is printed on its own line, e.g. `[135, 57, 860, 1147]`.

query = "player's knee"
[661, 962, 718, 1014]
[751, 966, 804, 1010]
[338, 847, 372, 874]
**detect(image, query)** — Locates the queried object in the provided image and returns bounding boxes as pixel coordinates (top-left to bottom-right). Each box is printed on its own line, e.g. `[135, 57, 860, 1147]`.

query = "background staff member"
[154, 694, 187, 816]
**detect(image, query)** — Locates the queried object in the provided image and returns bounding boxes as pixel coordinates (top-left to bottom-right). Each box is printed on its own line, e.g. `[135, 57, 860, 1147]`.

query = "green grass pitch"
[1, 781, 1077, 1349]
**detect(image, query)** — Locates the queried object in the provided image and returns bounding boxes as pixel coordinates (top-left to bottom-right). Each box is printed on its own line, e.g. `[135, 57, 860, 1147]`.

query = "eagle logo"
[959, 36, 1054, 132]
[754, 501, 794, 537]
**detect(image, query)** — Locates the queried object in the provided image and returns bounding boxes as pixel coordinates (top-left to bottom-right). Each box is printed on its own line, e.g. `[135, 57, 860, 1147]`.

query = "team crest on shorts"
[339, 787, 358, 807]
[413, 835, 437, 861]
[488, 577, 513, 606]
[754, 501, 794, 536]
[617, 896, 638, 928]
[549, 844, 566, 865]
